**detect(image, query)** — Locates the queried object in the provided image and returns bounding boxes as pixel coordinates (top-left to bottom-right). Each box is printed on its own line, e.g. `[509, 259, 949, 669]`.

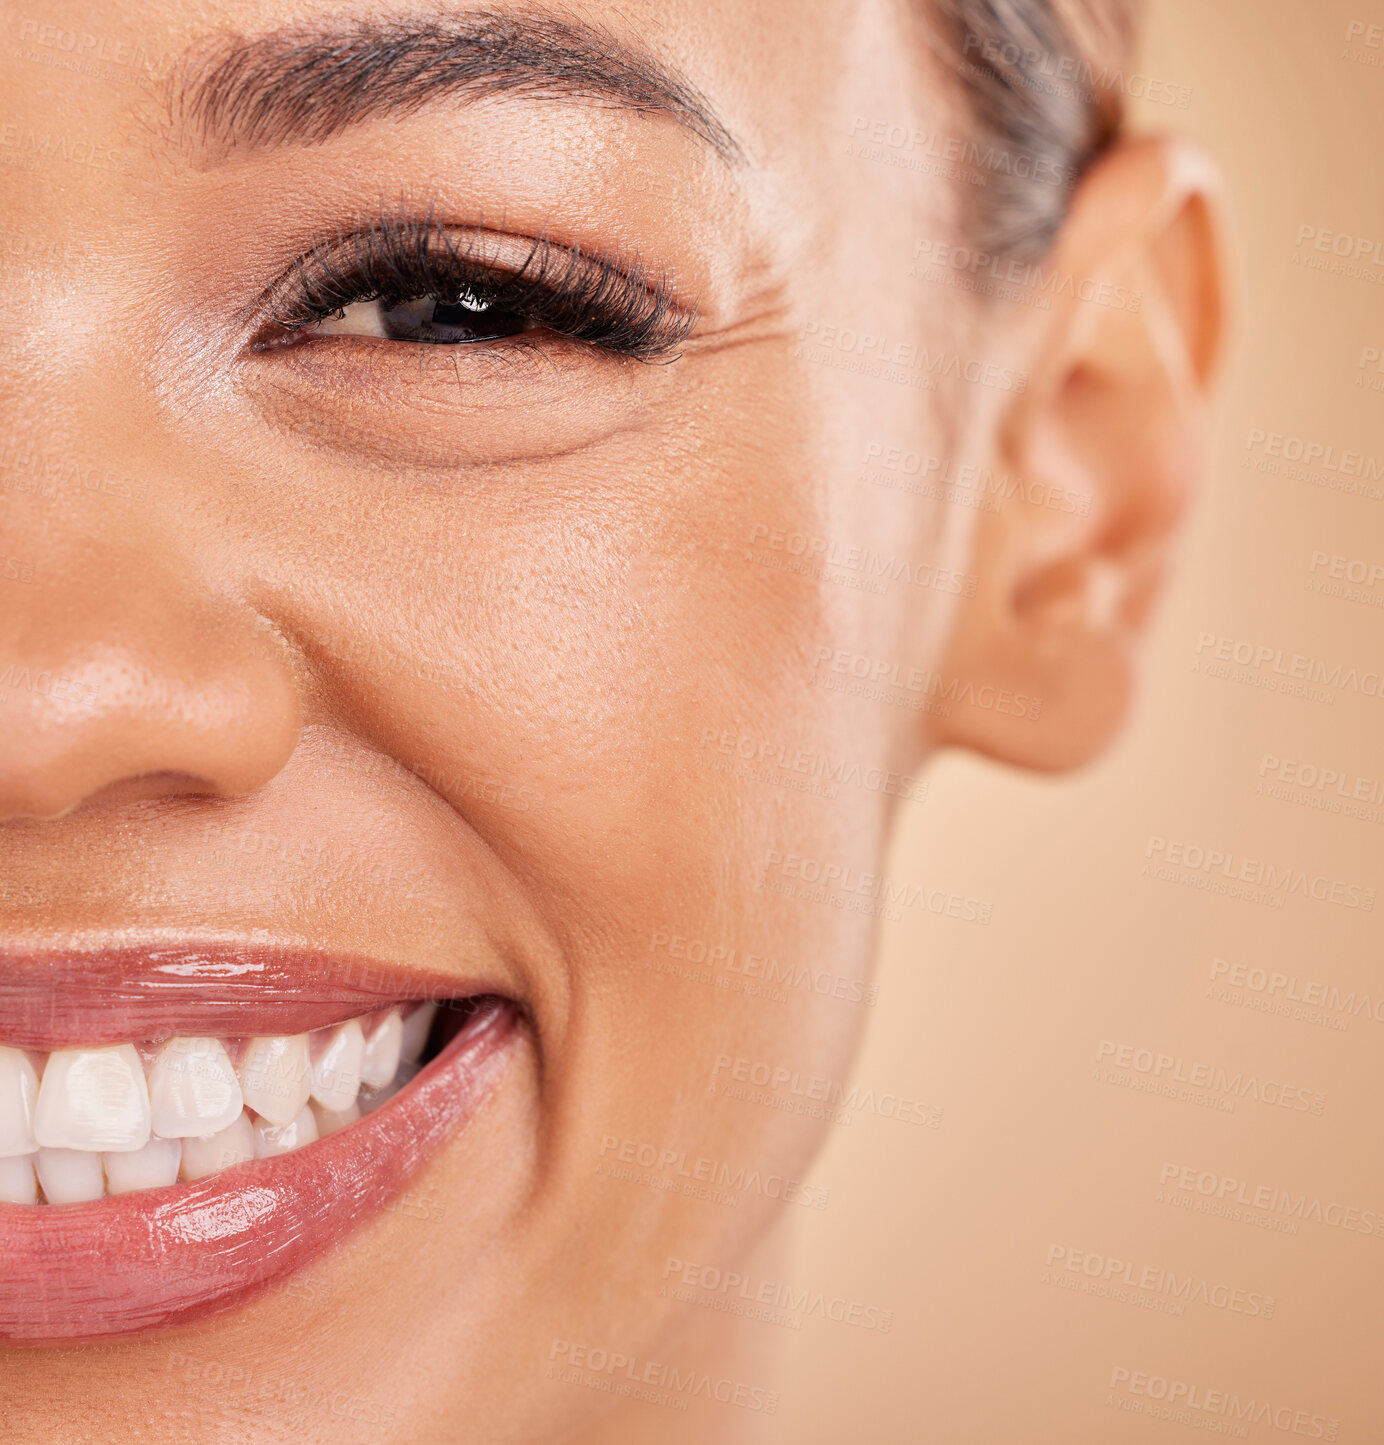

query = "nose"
[0, 543, 301, 821]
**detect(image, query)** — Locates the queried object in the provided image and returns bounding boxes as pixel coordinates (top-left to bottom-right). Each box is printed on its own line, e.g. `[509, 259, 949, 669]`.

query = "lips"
[0, 944, 522, 1344]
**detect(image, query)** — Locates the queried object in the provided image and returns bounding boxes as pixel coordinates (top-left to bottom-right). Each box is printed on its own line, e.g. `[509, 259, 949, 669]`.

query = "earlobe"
[931, 135, 1231, 772]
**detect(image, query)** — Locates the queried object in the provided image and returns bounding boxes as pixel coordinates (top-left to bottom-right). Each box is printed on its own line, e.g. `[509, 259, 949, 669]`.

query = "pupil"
[378, 292, 529, 345]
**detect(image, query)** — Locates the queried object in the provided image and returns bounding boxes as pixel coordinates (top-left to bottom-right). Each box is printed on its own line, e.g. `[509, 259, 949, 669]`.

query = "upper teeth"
[148, 1037, 243, 1139]
[0, 1048, 39, 1157]
[308, 1019, 365, 1114]
[0, 1002, 436, 1206]
[34, 1045, 151, 1153]
[237, 1034, 313, 1126]
[360, 1009, 403, 1089]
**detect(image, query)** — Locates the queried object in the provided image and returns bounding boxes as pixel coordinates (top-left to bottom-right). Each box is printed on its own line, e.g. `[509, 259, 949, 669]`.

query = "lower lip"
[0, 997, 520, 1344]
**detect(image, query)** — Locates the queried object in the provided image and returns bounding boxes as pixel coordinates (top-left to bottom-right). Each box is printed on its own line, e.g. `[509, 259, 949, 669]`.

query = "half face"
[0, 0, 964, 1436]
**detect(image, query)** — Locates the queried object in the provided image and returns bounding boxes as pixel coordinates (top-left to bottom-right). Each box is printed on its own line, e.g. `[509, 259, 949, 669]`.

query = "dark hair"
[930, 0, 1140, 258]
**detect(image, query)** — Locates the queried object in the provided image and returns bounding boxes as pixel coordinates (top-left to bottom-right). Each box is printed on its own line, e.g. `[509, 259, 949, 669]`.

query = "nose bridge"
[0, 472, 302, 821]
[0, 53, 302, 821]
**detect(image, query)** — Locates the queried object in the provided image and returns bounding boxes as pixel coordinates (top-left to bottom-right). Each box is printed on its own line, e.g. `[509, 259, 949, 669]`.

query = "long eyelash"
[260, 210, 695, 362]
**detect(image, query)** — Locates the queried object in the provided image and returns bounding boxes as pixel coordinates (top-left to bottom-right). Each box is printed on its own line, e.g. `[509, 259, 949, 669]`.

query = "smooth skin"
[0, 0, 1226, 1439]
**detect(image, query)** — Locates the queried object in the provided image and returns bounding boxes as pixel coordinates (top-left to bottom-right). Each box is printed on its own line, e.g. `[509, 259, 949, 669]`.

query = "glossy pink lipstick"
[0, 943, 508, 1047]
[0, 945, 522, 1343]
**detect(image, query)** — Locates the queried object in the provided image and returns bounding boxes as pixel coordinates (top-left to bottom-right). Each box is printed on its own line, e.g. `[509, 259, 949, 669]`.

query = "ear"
[932, 135, 1230, 772]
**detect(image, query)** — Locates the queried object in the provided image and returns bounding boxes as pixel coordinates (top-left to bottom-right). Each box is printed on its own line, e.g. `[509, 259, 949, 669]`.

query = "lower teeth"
[0, 1000, 449, 1206]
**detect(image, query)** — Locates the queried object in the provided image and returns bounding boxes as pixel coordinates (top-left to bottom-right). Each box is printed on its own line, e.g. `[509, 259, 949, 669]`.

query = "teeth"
[237, 1034, 312, 1126]
[181, 1111, 255, 1181]
[400, 1002, 438, 1064]
[253, 1105, 318, 1159]
[104, 1136, 182, 1196]
[311, 1099, 360, 1136]
[360, 1010, 403, 1089]
[34, 1046, 152, 1153]
[148, 1038, 244, 1139]
[0, 1001, 440, 1204]
[36, 1147, 105, 1204]
[308, 1020, 363, 1113]
[0, 1047, 39, 1157]
[0, 1153, 37, 1204]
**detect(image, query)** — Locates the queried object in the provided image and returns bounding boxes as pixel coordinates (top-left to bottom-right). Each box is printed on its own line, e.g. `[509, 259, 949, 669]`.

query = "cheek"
[232, 335, 917, 1174]
[264, 434, 876, 984]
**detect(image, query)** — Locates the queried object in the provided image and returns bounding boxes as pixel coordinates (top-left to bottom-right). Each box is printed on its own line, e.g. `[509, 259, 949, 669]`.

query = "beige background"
[781, 1, 1384, 1439]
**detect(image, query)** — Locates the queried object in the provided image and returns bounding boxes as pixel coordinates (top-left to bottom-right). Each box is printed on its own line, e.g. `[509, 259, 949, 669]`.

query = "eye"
[250, 216, 696, 363]
[314, 285, 537, 346]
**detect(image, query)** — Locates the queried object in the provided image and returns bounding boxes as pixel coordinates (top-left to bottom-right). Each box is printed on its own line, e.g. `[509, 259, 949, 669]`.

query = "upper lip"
[0, 941, 512, 1047]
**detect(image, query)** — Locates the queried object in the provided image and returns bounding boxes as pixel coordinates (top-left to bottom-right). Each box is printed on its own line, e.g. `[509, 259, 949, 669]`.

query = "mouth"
[0, 944, 523, 1344]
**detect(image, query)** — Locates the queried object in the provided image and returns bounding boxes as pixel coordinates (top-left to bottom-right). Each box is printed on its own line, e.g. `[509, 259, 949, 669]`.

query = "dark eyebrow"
[171, 7, 744, 165]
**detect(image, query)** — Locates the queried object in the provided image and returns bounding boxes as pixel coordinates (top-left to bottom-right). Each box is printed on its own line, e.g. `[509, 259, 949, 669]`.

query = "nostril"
[0, 774, 219, 823]
[82, 773, 226, 812]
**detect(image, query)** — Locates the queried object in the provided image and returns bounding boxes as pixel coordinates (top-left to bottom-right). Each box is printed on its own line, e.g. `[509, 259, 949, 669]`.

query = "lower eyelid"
[239, 329, 657, 470]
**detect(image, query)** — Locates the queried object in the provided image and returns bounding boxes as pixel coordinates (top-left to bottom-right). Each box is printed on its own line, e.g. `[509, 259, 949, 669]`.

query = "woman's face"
[0, 0, 1219, 1438]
